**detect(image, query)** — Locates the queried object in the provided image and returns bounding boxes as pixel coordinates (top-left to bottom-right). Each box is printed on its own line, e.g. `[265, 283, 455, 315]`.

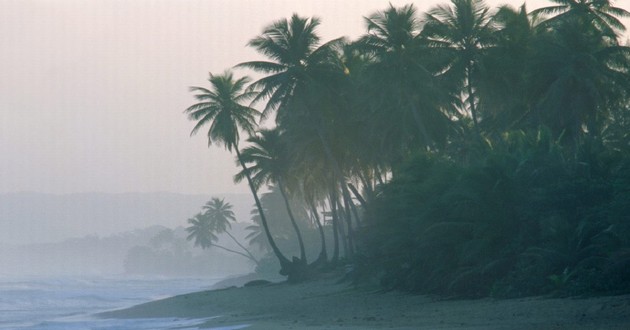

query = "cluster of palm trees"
[184, 0, 630, 281]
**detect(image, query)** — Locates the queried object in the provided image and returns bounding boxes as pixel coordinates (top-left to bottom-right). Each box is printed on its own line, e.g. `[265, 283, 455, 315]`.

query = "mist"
[0, 192, 255, 277]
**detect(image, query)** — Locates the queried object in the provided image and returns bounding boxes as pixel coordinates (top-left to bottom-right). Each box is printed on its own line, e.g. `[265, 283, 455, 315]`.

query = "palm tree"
[356, 4, 454, 153]
[185, 213, 216, 249]
[422, 0, 497, 132]
[527, 18, 630, 144]
[201, 197, 258, 263]
[238, 14, 357, 267]
[184, 70, 292, 273]
[473, 4, 538, 133]
[234, 129, 308, 263]
[185, 212, 255, 262]
[531, 0, 630, 40]
[237, 14, 343, 122]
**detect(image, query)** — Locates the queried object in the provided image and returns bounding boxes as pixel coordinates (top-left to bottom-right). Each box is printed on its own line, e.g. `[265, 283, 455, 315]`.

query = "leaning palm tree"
[422, 0, 497, 131]
[185, 212, 255, 262]
[202, 197, 258, 263]
[234, 129, 308, 263]
[184, 70, 292, 273]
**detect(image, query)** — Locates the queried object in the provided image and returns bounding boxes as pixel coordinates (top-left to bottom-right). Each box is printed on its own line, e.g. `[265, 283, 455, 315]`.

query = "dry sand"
[99, 272, 630, 329]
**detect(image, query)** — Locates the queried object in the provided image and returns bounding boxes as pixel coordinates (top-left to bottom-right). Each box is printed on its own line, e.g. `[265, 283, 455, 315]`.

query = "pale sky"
[0, 0, 623, 195]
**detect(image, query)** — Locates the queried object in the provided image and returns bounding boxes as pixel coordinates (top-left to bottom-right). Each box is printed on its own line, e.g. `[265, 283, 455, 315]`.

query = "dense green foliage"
[185, 0, 630, 295]
[362, 131, 630, 297]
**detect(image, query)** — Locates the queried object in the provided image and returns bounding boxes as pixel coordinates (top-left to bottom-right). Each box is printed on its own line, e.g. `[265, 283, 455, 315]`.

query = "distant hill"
[0, 223, 257, 277]
[0, 192, 254, 244]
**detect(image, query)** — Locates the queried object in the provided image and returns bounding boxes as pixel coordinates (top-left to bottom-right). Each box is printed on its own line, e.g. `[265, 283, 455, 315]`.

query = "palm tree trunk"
[235, 148, 291, 271]
[347, 191, 362, 225]
[329, 193, 340, 264]
[278, 179, 307, 264]
[308, 199, 328, 264]
[333, 194, 349, 259]
[357, 172, 372, 200]
[342, 192, 355, 258]
[467, 63, 480, 132]
[224, 231, 259, 265]
[347, 183, 367, 210]
[209, 243, 258, 264]
[315, 126, 357, 229]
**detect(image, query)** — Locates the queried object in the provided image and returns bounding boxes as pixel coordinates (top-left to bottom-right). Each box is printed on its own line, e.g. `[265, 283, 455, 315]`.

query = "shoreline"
[99, 273, 630, 329]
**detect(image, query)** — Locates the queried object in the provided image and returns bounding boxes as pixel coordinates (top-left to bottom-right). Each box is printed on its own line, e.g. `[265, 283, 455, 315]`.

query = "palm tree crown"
[237, 14, 321, 119]
[185, 213, 217, 249]
[184, 70, 259, 151]
[422, 0, 497, 128]
[531, 0, 630, 39]
[202, 198, 236, 233]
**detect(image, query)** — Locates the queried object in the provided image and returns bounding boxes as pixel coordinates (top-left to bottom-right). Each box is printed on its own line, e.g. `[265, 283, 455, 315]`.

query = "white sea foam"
[0, 275, 243, 330]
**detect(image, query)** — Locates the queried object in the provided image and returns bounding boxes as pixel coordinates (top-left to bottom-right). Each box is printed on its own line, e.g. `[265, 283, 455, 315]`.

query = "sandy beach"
[99, 272, 630, 329]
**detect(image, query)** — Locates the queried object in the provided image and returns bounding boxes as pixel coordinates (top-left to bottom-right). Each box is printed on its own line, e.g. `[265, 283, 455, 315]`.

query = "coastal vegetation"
[184, 0, 630, 297]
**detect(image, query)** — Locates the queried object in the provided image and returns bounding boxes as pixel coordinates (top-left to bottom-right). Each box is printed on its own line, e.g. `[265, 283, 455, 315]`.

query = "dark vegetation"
[184, 0, 630, 297]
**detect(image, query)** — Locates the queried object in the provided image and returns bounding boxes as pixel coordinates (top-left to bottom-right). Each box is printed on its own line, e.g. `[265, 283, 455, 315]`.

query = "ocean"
[0, 275, 246, 330]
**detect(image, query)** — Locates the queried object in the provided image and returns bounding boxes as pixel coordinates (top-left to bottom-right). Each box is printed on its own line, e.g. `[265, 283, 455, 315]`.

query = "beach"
[99, 272, 630, 329]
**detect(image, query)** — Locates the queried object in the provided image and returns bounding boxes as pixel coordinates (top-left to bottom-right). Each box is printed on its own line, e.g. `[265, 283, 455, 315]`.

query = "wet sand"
[99, 273, 630, 329]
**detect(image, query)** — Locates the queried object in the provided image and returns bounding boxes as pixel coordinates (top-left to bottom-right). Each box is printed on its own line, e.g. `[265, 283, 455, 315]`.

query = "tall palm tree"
[184, 70, 292, 272]
[531, 0, 630, 40]
[234, 129, 308, 263]
[473, 4, 538, 133]
[202, 197, 258, 262]
[238, 14, 357, 267]
[356, 4, 454, 153]
[237, 14, 344, 122]
[422, 0, 497, 132]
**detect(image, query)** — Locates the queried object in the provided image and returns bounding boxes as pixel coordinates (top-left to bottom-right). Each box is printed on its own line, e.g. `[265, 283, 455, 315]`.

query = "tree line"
[184, 0, 630, 296]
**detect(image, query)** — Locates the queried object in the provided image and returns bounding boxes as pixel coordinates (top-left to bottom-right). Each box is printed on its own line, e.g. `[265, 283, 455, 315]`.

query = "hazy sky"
[0, 0, 623, 195]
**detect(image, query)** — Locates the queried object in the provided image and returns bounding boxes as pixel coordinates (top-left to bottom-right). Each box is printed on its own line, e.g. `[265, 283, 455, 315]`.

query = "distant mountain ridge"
[0, 192, 253, 245]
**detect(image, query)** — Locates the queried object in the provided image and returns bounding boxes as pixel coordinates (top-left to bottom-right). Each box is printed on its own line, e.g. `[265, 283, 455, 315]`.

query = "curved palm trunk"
[347, 183, 367, 212]
[316, 126, 357, 223]
[347, 190, 362, 226]
[316, 125, 355, 263]
[209, 243, 258, 264]
[308, 200, 328, 265]
[235, 148, 291, 272]
[224, 230, 259, 265]
[277, 179, 307, 264]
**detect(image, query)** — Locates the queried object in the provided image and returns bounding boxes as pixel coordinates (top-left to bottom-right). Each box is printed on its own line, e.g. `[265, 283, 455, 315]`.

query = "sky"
[0, 0, 625, 195]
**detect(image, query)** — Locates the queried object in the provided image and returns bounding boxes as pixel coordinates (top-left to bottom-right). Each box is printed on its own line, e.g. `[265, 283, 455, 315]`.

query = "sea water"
[0, 275, 247, 330]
